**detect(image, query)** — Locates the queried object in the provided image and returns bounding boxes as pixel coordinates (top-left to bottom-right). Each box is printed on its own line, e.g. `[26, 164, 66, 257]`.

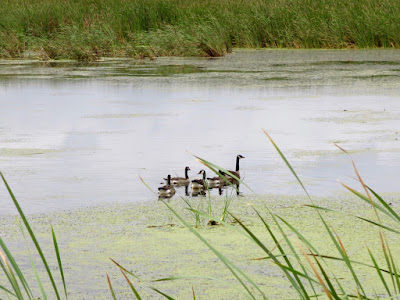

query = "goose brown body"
[169, 166, 191, 186]
[158, 175, 175, 197]
[191, 170, 207, 189]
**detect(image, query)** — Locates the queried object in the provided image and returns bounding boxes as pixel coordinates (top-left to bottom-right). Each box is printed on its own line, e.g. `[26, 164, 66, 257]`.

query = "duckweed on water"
[1, 192, 399, 299]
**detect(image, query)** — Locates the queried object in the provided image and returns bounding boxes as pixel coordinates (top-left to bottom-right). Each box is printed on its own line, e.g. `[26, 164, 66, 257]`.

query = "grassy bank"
[1, 0, 400, 60]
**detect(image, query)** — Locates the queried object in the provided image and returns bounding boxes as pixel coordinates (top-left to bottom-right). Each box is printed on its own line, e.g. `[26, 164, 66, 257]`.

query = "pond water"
[1, 49, 400, 215]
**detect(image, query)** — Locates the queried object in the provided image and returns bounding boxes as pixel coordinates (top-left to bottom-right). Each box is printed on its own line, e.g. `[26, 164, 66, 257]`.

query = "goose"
[207, 170, 227, 188]
[191, 170, 207, 190]
[226, 154, 245, 183]
[167, 166, 191, 186]
[158, 175, 175, 197]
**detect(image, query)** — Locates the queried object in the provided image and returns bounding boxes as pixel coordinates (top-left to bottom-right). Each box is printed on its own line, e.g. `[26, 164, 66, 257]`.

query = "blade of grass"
[230, 212, 308, 299]
[321, 218, 366, 296]
[380, 233, 396, 292]
[0, 236, 33, 299]
[0, 171, 61, 300]
[110, 258, 141, 280]
[193, 155, 253, 193]
[52, 226, 67, 299]
[0, 257, 15, 296]
[139, 175, 157, 196]
[0, 249, 23, 299]
[387, 243, 400, 295]
[106, 274, 117, 300]
[265, 210, 320, 299]
[367, 186, 400, 223]
[275, 215, 318, 254]
[16, 218, 47, 300]
[252, 209, 309, 299]
[355, 217, 400, 234]
[150, 287, 176, 300]
[0, 284, 16, 298]
[313, 254, 340, 299]
[294, 240, 333, 300]
[339, 182, 395, 222]
[303, 203, 399, 234]
[120, 269, 142, 300]
[262, 129, 311, 200]
[163, 201, 262, 300]
[152, 275, 220, 282]
[366, 246, 391, 297]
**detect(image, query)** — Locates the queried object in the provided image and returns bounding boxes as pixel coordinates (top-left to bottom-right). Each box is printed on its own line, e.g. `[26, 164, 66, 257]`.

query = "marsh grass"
[1, 0, 400, 60]
[2, 130, 400, 298]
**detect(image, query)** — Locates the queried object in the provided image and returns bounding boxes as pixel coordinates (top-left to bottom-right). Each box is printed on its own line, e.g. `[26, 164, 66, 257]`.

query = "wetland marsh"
[1, 49, 400, 299]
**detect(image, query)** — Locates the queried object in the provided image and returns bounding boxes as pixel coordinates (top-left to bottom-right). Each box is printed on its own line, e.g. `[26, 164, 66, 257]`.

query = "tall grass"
[2, 130, 400, 298]
[1, 0, 400, 60]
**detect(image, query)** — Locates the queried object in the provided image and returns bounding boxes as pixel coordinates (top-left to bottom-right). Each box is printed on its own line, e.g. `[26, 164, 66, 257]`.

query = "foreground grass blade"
[193, 154, 254, 193]
[313, 255, 340, 299]
[139, 175, 157, 196]
[120, 270, 142, 299]
[152, 275, 221, 282]
[106, 274, 117, 300]
[52, 226, 67, 299]
[251, 210, 308, 299]
[150, 287, 176, 300]
[340, 183, 395, 222]
[16, 218, 47, 300]
[367, 186, 400, 223]
[262, 129, 311, 200]
[367, 246, 391, 297]
[0, 283, 16, 298]
[321, 218, 366, 296]
[295, 241, 333, 300]
[0, 249, 23, 299]
[110, 258, 141, 280]
[163, 201, 263, 300]
[0, 171, 61, 300]
[265, 210, 319, 298]
[0, 236, 33, 299]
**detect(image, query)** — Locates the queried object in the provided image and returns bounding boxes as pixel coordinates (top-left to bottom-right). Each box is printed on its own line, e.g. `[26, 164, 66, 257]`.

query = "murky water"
[1, 49, 400, 215]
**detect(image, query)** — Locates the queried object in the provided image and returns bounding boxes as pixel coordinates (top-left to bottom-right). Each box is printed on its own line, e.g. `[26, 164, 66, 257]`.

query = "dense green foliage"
[1, 0, 400, 60]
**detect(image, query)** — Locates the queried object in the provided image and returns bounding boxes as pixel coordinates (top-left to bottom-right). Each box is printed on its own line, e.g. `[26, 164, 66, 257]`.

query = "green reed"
[2, 129, 400, 298]
[1, 0, 400, 60]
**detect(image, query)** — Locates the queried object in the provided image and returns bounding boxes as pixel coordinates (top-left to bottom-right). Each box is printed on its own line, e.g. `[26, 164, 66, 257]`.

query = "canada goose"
[207, 170, 227, 188]
[191, 170, 207, 189]
[191, 189, 206, 197]
[226, 154, 245, 182]
[167, 166, 191, 186]
[158, 175, 175, 197]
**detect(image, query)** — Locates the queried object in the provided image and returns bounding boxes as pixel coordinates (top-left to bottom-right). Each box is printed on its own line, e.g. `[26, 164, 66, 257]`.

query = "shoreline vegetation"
[1, 0, 400, 60]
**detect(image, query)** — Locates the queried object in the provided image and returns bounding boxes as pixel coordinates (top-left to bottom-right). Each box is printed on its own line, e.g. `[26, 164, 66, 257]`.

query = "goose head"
[198, 169, 206, 179]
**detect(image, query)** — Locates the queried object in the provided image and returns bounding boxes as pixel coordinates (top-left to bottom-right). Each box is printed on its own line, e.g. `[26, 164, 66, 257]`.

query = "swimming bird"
[167, 166, 191, 186]
[158, 175, 175, 197]
[207, 170, 227, 188]
[191, 170, 207, 190]
[226, 154, 245, 183]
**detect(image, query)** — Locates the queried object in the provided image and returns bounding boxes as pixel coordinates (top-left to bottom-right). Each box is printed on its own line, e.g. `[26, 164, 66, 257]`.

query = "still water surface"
[1, 50, 400, 214]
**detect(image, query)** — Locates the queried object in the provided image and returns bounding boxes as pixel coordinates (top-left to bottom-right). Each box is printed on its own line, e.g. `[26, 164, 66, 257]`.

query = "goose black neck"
[202, 171, 206, 180]
[185, 168, 189, 179]
[236, 156, 240, 171]
[167, 176, 171, 185]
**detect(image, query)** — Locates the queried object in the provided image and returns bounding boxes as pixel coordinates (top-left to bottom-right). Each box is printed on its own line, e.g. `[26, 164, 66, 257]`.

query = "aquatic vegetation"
[1, 0, 400, 60]
[1, 131, 400, 298]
